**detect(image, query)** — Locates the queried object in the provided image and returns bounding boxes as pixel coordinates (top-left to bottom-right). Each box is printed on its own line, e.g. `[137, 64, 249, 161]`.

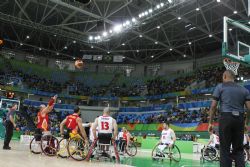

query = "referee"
[209, 70, 250, 167]
[3, 104, 17, 150]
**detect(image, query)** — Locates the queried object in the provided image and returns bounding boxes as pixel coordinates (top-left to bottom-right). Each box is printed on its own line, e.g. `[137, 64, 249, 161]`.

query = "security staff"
[209, 70, 250, 167]
[3, 104, 18, 150]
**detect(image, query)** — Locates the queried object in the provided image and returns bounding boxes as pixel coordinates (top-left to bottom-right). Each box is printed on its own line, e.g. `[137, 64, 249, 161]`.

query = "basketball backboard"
[222, 17, 250, 66]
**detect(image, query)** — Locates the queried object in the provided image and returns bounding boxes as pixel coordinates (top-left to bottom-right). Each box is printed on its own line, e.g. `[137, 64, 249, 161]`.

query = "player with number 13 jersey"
[92, 107, 118, 144]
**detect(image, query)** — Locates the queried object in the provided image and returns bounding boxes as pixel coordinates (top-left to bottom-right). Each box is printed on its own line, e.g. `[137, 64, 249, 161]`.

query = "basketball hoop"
[223, 58, 240, 75]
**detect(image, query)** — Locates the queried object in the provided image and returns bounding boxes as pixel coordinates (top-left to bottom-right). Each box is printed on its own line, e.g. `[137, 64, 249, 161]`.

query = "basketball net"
[223, 58, 240, 75]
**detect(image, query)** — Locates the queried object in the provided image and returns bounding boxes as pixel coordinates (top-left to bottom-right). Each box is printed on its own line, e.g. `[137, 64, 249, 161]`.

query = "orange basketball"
[75, 60, 84, 69]
[0, 39, 3, 45]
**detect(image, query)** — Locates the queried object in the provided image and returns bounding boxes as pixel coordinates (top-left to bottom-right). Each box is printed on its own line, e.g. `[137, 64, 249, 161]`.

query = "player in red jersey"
[36, 95, 57, 137]
[120, 127, 131, 154]
[60, 106, 88, 143]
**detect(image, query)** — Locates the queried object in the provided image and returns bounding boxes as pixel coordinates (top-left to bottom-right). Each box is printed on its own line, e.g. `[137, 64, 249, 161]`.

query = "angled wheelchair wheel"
[151, 143, 164, 160]
[57, 138, 69, 158]
[170, 145, 181, 162]
[243, 148, 248, 163]
[125, 142, 137, 157]
[67, 136, 87, 161]
[30, 137, 41, 154]
[40, 135, 59, 156]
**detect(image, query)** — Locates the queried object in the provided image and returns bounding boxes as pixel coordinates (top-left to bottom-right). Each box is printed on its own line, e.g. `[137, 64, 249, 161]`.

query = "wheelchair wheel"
[67, 136, 87, 161]
[151, 143, 164, 160]
[57, 138, 69, 158]
[30, 137, 41, 154]
[40, 135, 59, 156]
[170, 145, 181, 162]
[243, 149, 248, 163]
[125, 142, 137, 157]
[202, 146, 217, 161]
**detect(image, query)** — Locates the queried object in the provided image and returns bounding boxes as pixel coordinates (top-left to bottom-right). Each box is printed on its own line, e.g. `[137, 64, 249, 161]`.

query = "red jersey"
[123, 132, 128, 141]
[37, 111, 49, 131]
[65, 114, 79, 133]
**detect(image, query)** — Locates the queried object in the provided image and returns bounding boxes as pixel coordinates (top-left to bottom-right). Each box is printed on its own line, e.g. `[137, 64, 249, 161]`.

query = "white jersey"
[97, 116, 113, 134]
[209, 134, 219, 147]
[161, 128, 175, 144]
[117, 131, 123, 140]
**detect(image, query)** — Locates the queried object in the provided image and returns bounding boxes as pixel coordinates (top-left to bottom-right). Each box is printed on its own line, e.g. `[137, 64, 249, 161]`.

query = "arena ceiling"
[0, 0, 248, 64]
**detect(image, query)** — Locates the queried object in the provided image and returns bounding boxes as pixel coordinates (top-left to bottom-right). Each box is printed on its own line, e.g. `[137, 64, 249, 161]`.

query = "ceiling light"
[56, 52, 59, 55]
[64, 46, 67, 49]
[155, 41, 158, 44]
[149, 9, 153, 13]
[168, 0, 173, 3]
[132, 18, 136, 22]
[91, 46, 94, 48]
[209, 34, 213, 37]
[196, 8, 200, 11]
[102, 32, 107, 37]
[160, 3, 164, 7]
[73, 40, 76, 43]
[139, 14, 142, 18]
[233, 11, 238, 14]
[229, 28, 232, 31]
[126, 20, 130, 25]
[188, 42, 192, 45]
[151, 55, 154, 58]
[183, 54, 187, 58]
[20, 43, 23, 46]
[107, 51, 110, 54]
[136, 50, 139, 52]
[144, 11, 149, 16]
[109, 30, 113, 33]
[139, 35, 143, 38]
[113, 25, 122, 33]
[39, 48, 42, 51]
[73, 57, 76, 60]
[122, 56, 125, 59]
[169, 48, 173, 51]
[89, 36, 93, 40]
[141, 13, 145, 17]
[156, 4, 161, 9]
[178, 17, 181, 20]
[157, 26, 160, 29]
[216, 0, 220, 2]
[54, 34, 57, 37]
[97, 36, 101, 39]
[26, 35, 30, 39]
[122, 43, 125, 46]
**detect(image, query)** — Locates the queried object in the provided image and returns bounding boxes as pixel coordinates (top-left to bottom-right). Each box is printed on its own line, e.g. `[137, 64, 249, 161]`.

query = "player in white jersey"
[208, 127, 220, 149]
[157, 122, 176, 153]
[92, 107, 118, 144]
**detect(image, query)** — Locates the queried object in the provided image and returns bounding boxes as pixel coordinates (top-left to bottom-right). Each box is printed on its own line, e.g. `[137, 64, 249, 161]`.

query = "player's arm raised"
[41, 95, 57, 115]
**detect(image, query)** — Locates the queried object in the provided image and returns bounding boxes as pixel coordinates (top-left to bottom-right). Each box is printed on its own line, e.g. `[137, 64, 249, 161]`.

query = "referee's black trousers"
[219, 112, 245, 167]
[3, 120, 14, 148]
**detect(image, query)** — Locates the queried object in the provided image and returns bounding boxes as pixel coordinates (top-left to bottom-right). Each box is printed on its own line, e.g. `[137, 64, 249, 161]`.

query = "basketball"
[74, 60, 84, 69]
[0, 39, 3, 45]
